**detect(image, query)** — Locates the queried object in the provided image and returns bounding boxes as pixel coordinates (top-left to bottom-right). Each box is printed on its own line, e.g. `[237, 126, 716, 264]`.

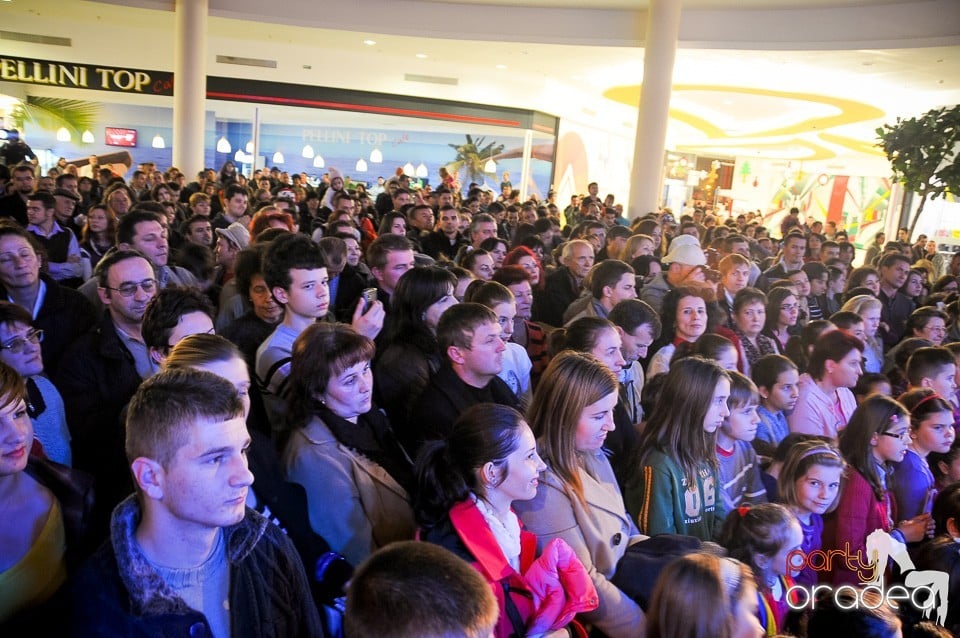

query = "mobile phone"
[361, 288, 378, 312]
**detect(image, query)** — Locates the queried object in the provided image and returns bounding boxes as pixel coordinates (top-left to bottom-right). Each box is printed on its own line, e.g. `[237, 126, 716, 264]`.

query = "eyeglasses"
[880, 430, 910, 441]
[1, 329, 43, 353]
[102, 278, 157, 297]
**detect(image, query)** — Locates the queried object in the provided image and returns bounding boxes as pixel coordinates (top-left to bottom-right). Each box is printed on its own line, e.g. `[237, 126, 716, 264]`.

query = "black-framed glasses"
[102, 278, 157, 297]
[1, 329, 43, 353]
[880, 430, 910, 441]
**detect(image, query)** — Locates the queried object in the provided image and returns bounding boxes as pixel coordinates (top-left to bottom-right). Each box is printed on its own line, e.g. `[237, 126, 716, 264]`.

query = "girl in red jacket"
[825, 395, 933, 586]
[415, 403, 597, 638]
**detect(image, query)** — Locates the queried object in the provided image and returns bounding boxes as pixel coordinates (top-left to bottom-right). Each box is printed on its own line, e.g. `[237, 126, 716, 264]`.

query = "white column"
[173, 0, 208, 178]
[519, 129, 533, 201]
[628, 0, 682, 219]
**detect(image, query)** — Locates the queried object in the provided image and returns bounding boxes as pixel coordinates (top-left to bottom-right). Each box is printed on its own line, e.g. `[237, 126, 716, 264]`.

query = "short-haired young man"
[906, 346, 958, 401]
[365, 233, 415, 310]
[421, 204, 466, 261]
[25, 190, 84, 286]
[345, 541, 498, 638]
[0, 163, 34, 225]
[211, 183, 250, 230]
[608, 298, 661, 425]
[67, 369, 322, 636]
[563, 259, 636, 324]
[407, 303, 519, 453]
[257, 234, 384, 425]
[877, 252, 916, 349]
[141, 286, 216, 365]
[758, 232, 806, 290]
[180, 213, 214, 247]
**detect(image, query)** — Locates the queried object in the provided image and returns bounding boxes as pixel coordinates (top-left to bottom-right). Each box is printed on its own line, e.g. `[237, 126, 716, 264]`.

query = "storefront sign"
[0, 56, 173, 96]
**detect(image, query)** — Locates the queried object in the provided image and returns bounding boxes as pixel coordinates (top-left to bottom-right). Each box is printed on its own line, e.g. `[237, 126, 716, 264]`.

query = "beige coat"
[514, 449, 646, 638]
[283, 415, 415, 567]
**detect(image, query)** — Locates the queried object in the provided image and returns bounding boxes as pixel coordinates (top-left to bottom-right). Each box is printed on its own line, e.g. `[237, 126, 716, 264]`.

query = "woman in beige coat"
[283, 323, 415, 567]
[515, 351, 646, 638]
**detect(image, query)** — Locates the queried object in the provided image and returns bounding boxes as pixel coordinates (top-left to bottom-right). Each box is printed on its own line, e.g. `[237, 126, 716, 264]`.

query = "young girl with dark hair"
[825, 395, 933, 585]
[720, 504, 803, 635]
[416, 403, 596, 638]
[892, 389, 957, 520]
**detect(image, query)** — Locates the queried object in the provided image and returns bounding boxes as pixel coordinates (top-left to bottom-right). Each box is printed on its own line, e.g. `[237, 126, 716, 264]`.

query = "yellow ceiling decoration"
[604, 84, 885, 158]
[675, 137, 837, 160]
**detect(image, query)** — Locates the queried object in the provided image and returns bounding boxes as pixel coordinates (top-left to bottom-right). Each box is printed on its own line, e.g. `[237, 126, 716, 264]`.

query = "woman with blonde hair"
[840, 294, 884, 373]
[514, 351, 644, 638]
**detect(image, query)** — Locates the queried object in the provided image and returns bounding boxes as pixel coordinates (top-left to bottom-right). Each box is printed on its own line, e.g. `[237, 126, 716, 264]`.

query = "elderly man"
[531, 239, 594, 327]
[639, 235, 707, 314]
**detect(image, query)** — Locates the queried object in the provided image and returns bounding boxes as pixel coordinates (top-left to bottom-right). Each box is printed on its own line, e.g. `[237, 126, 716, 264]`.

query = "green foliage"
[876, 104, 960, 234]
[447, 134, 504, 184]
[10, 97, 100, 141]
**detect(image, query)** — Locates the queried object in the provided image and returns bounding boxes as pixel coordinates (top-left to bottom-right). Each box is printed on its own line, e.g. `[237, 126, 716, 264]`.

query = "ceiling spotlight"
[363, 39, 376, 46]
[415, 53, 428, 59]
[495, 64, 507, 70]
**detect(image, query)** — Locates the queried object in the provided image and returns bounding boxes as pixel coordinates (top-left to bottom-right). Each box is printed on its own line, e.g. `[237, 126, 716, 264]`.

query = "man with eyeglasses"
[78, 210, 198, 308]
[56, 250, 159, 526]
[0, 221, 97, 376]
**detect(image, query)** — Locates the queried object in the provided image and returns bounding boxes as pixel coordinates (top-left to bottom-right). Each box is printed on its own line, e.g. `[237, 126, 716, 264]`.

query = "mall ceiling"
[2, 0, 959, 169]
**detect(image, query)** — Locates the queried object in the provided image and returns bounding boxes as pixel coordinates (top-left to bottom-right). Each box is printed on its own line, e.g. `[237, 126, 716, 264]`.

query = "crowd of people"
[1, 156, 960, 638]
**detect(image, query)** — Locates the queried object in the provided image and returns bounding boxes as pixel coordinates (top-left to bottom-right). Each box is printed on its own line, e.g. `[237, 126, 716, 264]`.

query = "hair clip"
[737, 506, 750, 518]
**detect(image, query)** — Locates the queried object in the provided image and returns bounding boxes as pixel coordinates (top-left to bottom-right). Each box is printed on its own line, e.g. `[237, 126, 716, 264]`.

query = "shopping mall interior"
[2, 0, 959, 241]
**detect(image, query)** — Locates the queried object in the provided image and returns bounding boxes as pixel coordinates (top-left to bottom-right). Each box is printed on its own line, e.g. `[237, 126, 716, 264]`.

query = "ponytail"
[412, 403, 526, 531]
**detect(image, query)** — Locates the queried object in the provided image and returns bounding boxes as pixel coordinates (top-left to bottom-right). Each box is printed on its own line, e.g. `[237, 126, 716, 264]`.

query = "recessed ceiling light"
[496, 64, 507, 69]
[415, 53, 428, 59]
[363, 40, 376, 46]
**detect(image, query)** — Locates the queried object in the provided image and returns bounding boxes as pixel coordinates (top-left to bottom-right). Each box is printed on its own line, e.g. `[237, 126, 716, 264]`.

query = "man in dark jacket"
[531, 239, 594, 327]
[55, 250, 158, 524]
[66, 369, 322, 637]
[407, 303, 519, 454]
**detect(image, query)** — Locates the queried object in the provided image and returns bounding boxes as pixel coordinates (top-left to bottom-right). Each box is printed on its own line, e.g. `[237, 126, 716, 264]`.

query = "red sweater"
[822, 468, 894, 586]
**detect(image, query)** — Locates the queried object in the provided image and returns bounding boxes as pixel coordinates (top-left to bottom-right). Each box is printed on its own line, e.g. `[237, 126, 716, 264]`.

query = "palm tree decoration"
[10, 97, 100, 143]
[447, 134, 504, 184]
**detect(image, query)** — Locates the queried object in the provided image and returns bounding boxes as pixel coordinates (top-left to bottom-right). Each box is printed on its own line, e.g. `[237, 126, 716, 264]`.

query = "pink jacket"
[448, 499, 598, 637]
